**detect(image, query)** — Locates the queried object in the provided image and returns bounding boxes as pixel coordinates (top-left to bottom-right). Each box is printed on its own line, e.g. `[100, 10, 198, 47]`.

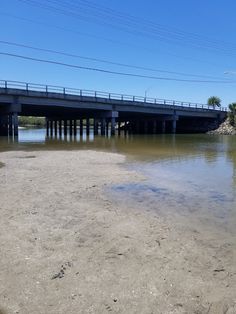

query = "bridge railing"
[0, 79, 228, 111]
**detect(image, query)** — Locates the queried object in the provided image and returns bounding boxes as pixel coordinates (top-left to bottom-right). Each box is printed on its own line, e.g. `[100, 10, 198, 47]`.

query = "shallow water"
[0, 128, 236, 234]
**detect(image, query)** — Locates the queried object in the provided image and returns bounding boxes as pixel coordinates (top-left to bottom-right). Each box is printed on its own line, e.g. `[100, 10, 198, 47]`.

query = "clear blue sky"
[1, 0, 236, 106]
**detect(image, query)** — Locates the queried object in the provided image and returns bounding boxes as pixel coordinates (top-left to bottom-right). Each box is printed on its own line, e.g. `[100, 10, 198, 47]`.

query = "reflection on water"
[0, 128, 236, 233]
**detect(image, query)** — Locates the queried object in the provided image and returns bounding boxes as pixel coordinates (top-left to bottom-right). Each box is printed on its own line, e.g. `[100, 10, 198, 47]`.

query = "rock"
[207, 118, 236, 135]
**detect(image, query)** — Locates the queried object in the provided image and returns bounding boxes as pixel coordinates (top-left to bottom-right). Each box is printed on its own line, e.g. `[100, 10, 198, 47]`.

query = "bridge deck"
[0, 80, 228, 137]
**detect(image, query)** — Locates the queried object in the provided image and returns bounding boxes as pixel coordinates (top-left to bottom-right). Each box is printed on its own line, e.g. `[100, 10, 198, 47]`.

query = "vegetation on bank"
[19, 116, 46, 127]
[207, 96, 235, 129]
[206, 96, 235, 134]
[228, 103, 236, 127]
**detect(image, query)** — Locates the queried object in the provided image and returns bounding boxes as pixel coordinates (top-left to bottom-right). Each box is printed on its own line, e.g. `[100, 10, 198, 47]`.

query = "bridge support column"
[69, 120, 73, 137]
[162, 120, 166, 134]
[101, 118, 106, 136]
[13, 113, 19, 137]
[0, 115, 9, 136]
[64, 120, 67, 137]
[94, 119, 98, 136]
[54, 120, 58, 137]
[59, 120, 62, 137]
[80, 119, 83, 136]
[106, 120, 109, 136]
[74, 120, 77, 136]
[111, 117, 116, 136]
[8, 115, 13, 137]
[46, 118, 49, 137]
[86, 118, 90, 136]
[49, 120, 53, 137]
[172, 117, 177, 134]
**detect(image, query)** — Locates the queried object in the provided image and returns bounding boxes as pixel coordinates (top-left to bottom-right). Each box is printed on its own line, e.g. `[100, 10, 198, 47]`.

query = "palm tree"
[207, 96, 221, 108]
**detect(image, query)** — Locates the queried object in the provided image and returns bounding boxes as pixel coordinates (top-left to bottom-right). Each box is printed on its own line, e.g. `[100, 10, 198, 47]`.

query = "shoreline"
[0, 150, 236, 313]
[207, 118, 236, 135]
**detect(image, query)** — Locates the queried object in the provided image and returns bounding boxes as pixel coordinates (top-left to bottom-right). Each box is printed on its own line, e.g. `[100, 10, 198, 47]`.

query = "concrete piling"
[50, 120, 53, 137]
[111, 117, 116, 136]
[64, 120, 67, 136]
[59, 120, 62, 137]
[94, 119, 98, 136]
[74, 120, 77, 136]
[172, 118, 177, 134]
[54, 120, 58, 137]
[8, 115, 13, 136]
[46, 118, 49, 137]
[13, 113, 19, 137]
[86, 118, 90, 136]
[69, 120, 73, 137]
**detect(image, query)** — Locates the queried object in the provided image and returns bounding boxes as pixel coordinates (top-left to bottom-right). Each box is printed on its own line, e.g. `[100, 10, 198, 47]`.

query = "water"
[0, 128, 236, 234]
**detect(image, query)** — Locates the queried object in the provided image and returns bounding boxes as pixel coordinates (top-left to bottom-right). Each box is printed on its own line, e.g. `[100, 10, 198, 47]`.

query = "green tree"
[228, 103, 236, 126]
[207, 96, 221, 108]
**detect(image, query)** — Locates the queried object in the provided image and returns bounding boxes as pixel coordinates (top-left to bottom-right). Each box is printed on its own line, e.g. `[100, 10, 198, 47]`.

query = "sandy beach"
[0, 150, 236, 314]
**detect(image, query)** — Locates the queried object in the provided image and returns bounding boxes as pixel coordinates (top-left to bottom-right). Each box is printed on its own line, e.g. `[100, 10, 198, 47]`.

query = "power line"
[64, 0, 236, 53]
[0, 40, 229, 80]
[0, 51, 235, 83]
[0, 11, 223, 67]
[17, 0, 236, 58]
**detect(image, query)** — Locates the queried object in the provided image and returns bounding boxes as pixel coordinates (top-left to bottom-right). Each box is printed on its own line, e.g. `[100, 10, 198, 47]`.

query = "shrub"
[228, 103, 236, 126]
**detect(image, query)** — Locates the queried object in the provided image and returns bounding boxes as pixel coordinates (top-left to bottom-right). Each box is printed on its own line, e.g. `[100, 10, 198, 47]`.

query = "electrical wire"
[17, 0, 236, 57]
[0, 51, 235, 83]
[0, 40, 229, 80]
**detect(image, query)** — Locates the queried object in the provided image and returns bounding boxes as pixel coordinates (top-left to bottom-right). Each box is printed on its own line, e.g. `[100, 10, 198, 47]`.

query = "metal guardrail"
[0, 79, 228, 111]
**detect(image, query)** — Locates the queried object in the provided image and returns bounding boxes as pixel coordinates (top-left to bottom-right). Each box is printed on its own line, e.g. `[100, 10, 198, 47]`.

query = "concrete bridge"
[0, 80, 227, 137]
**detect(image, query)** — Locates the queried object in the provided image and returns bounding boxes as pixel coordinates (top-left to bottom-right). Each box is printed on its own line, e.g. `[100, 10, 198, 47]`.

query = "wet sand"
[0, 150, 236, 314]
